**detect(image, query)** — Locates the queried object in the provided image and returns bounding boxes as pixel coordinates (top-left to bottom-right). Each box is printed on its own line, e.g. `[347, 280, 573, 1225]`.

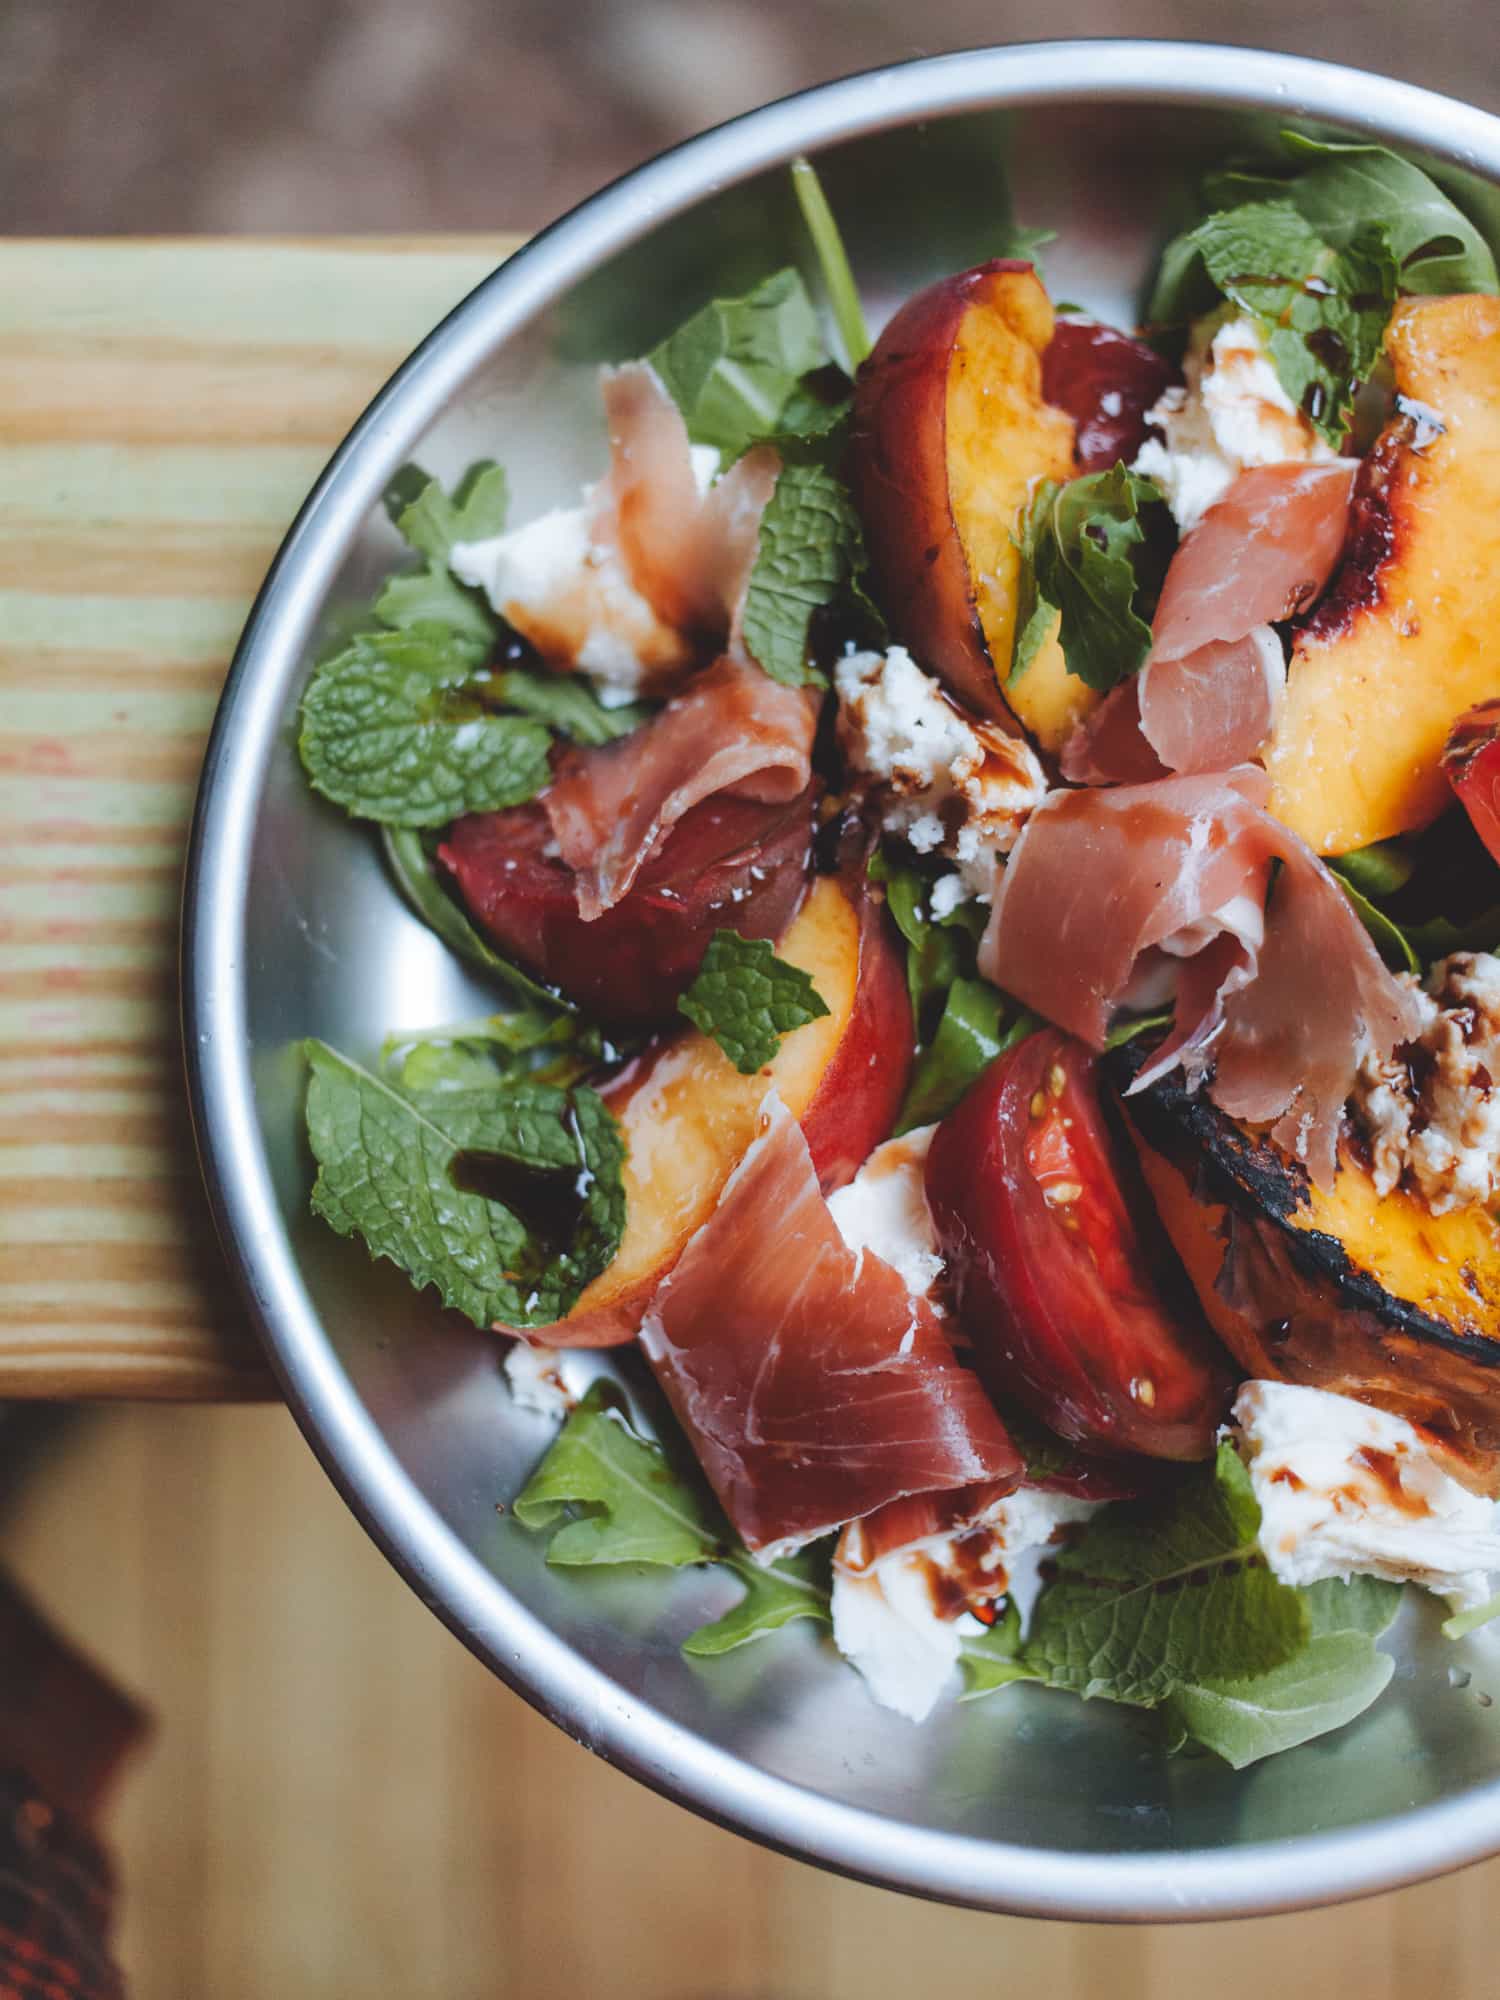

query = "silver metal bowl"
[183, 42, 1500, 1919]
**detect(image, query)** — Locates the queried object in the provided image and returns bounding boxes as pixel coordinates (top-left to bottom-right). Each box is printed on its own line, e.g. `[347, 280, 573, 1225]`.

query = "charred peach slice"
[1265, 294, 1500, 854]
[848, 261, 1088, 748]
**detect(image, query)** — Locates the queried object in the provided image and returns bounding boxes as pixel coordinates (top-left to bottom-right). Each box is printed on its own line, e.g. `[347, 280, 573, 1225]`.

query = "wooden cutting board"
[0, 237, 519, 1398]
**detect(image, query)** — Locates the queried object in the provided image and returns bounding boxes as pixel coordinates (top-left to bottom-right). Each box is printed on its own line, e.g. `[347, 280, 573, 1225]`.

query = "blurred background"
[3, 0, 1499, 235]
[6, 3, 1500, 1996]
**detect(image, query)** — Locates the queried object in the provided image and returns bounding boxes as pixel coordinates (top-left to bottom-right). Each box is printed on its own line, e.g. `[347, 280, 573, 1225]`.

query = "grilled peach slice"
[1264, 294, 1500, 854]
[848, 261, 1090, 750]
[531, 876, 912, 1345]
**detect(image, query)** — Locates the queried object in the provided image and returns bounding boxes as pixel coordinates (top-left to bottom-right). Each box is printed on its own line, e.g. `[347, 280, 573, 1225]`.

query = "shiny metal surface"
[183, 43, 1500, 1919]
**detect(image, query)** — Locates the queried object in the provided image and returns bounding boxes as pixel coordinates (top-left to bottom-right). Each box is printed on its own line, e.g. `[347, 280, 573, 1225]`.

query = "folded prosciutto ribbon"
[981, 768, 1423, 1188]
[1063, 460, 1358, 784]
[639, 1093, 1023, 1558]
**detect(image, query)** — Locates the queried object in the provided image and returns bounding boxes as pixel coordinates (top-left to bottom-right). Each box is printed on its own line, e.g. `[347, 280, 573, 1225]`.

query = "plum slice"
[440, 785, 816, 1029]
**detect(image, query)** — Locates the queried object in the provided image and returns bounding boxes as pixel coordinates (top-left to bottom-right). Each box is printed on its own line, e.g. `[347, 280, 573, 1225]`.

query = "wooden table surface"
[0, 236, 518, 1398]
[6, 236, 1500, 1994]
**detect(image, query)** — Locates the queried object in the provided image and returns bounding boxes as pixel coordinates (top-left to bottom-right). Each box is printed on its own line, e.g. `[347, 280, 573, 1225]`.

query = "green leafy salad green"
[283, 141, 1500, 1766]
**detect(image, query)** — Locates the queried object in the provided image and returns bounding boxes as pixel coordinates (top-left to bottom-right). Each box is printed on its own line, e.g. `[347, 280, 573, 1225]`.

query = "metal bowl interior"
[183, 41, 1500, 1920]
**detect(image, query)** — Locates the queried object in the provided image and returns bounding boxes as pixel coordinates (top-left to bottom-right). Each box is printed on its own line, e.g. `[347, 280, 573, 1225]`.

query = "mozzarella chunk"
[1132, 314, 1339, 532]
[831, 1487, 1099, 1722]
[1350, 951, 1500, 1215]
[835, 645, 1049, 900]
[826, 1125, 943, 1303]
[1234, 1380, 1500, 1608]
[451, 504, 693, 707]
[502, 1339, 592, 1421]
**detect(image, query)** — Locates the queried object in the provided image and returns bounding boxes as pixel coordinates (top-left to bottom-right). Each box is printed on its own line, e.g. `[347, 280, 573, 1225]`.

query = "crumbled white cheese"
[1234, 1380, 1500, 1609]
[502, 1339, 591, 1421]
[1131, 313, 1339, 532]
[1349, 951, 1500, 1215]
[834, 645, 1049, 901]
[831, 1486, 1099, 1722]
[827, 1125, 943, 1302]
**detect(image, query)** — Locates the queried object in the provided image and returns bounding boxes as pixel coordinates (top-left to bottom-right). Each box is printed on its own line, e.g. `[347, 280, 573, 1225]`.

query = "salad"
[295, 137, 1500, 1767]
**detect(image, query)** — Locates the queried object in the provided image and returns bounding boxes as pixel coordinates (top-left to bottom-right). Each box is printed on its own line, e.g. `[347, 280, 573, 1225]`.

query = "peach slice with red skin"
[848, 260, 1090, 751]
[526, 875, 913, 1346]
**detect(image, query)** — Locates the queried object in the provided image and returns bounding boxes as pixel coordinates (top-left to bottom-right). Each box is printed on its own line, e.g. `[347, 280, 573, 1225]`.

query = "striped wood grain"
[0, 236, 518, 1397]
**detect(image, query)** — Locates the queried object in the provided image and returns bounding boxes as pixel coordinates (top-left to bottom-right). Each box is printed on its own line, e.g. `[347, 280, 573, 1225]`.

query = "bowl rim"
[183, 39, 1500, 1921]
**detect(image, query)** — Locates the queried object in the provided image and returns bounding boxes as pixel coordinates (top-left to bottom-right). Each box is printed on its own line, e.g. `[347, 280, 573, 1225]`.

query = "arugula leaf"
[1161, 1630, 1395, 1770]
[1206, 133, 1499, 297]
[678, 930, 830, 1074]
[740, 463, 867, 688]
[1443, 1590, 1500, 1641]
[513, 1386, 832, 1654]
[959, 1601, 1041, 1698]
[490, 666, 652, 746]
[649, 268, 828, 461]
[1405, 905, 1500, 962]
[383, 1009, 606, 1095]
[1302, 1573, 1404, 1639]
[513, 1386, 720, 1564]
[871, 847, 1036, 1129]
[899, 981, 1035, 1134]
[303, 1041, 625, 1330]
[1022, 1446, 1309, 1704]
[299, 627, 552, 827]
[374, 562, 496, 650]
[1332, 837, 1417, 900]
[684, 1547, 832, 1657]
[381, 827, 574, 1011]
[791, 157, 870, 371]
[1104, 1008, 1174, 1050]
[1328, 863, 1420, 975]
[1148, 200, 1394, 443]
[385, 459, 511, 561]
[1012, 467, 1173, 692]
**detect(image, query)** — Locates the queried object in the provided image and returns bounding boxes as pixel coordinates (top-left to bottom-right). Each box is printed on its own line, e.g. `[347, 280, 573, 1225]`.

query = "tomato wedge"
[925, 1028, 1231, 1460]
[440, 784, 815, 1029]
[1443, 699, 1500, 866]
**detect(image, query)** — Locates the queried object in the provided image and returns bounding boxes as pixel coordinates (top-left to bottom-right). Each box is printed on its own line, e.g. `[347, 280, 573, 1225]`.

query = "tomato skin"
[1444, 700, 1500, 867]
[1040, 320, 1180, 473]
[925, 1029, 1231, 1460]
[440, 786, 815, 1029]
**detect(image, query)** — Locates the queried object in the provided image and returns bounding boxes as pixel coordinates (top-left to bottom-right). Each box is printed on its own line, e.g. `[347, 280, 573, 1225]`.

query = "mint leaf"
[1022, 1446, 1309, 1704]
[1302, 1573, 1404, 1639]
[1207, 133, 1499, 297]
[1148, 200, 1395, 442]
[648, 268, 828, 460]
[513, 1386, 832, 1654]
[381, 827, 572, 1011]
[1162, 1630, 1395, 1769]
[960, 1601, 1041, 1698]
[1013, 467, 1173, 692]
[994, 223, 1057, 264]
[513, 1386, 720, 1564]
[741, 463, 867, 688]
[1330, 837, 1417, 900]
[385, 459, 510, 562]
[298, 627, 552, 827]
[490, 666, 651, 747]
[303, 1041, 625, 1330]
[684, 1547, 832, 1656]
[678, 930, 830, 1074]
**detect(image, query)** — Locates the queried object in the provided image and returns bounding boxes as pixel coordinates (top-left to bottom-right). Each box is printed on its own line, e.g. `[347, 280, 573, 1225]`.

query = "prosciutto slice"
[639, 1093, 1023, 1557]
[601, 362, 779, 640]
[1065, 462, 1355, 782]
[981, 770, 1423, 1185]
[544, 656, 819, 919]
